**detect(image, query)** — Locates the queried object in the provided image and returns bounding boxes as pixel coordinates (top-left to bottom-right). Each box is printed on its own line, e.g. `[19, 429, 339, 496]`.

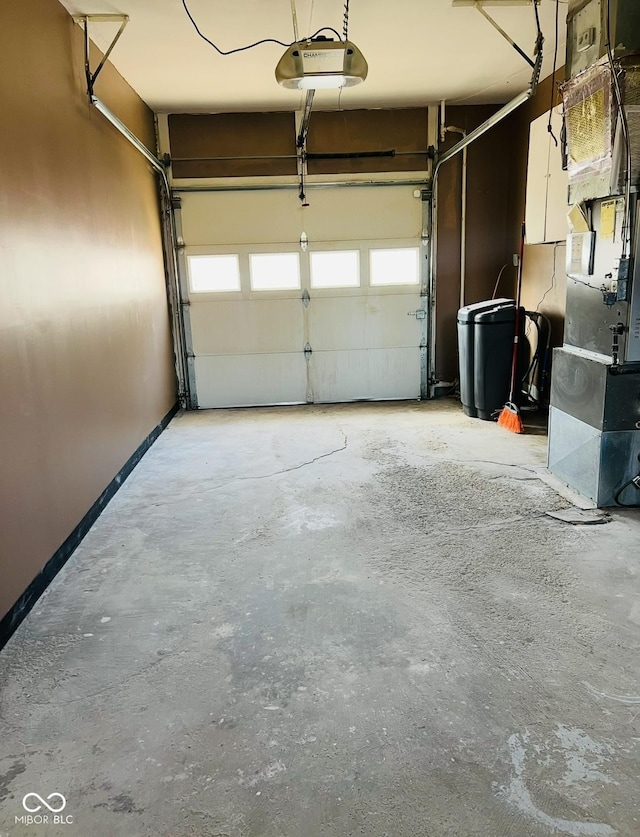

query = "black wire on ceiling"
[180, 0, 344, 55]
[309, 27, 344, 42]
[181, 0, 288, 52]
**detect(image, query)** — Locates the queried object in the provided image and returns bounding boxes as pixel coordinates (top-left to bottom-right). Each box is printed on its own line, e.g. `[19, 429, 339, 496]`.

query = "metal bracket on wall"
[470, 2, 536, 69]
[73, 14, 129, 96]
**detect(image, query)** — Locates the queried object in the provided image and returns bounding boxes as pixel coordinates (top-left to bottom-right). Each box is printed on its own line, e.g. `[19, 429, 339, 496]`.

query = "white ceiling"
[59, 0, 567, 112]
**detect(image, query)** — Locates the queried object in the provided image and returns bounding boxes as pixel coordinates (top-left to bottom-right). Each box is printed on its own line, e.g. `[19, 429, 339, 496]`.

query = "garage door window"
[250, 253, 300, 291]
[310, 251, 360, 289]
[188, 255, 241, 292]
[370, 248, 420, 287]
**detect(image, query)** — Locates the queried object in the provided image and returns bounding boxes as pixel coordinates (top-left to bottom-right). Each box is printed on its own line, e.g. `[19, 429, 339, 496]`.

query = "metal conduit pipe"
[433, 89, 531, 181]
[171, 150, 431, 163]
[460, 142, 468, 310]
[91, 95, 190, 408]
[173, 179, 427, 194]
[92, 96, 166, 180]
[426, 81, 539, 397]
[306, 150, 397, 160]
[440, 107, 468, 311]
[172, 154, 300, 162]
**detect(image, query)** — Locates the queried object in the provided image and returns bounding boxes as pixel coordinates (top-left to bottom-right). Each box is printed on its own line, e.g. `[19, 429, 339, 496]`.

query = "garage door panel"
[302, 187, 421, 241]
[182, 191, 304, 246]
[181, 187, 422, 248]
[310, 348, 421, 402]
[194, 354, 307, 408]
[182, 185, 425, 407]
[190, 299, 303, 355]
[309, 294, 422, 351]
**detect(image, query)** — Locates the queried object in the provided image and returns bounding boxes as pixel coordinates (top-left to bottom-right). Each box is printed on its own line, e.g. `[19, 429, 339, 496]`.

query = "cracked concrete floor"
[1, 400, 640, 837]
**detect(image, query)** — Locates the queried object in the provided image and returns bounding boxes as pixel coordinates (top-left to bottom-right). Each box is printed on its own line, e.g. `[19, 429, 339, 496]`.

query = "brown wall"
[435, 106, 520, 382]
[307, 109, 429, 174]
[434, 69, 568, 384]
[169, 112, 298, 178]
[0, 0, 177, 621]
[168, 108, 429, 178]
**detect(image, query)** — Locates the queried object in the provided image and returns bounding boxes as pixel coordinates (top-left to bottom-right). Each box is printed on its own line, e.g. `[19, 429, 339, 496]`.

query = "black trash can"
[457, 299, 515, 418]
[474, 304, 527, 420]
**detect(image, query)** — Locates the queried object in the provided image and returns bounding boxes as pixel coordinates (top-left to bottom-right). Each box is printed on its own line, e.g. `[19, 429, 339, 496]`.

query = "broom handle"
[516, 222, 525, 309]
[508, 305, 521, 403]
[508, 223, 526, 402]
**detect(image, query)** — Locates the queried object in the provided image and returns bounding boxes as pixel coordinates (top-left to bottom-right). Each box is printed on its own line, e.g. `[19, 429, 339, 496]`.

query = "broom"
[497, 223, 525, 434]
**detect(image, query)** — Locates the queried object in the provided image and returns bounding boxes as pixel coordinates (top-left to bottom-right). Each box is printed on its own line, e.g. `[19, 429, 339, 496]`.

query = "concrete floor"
[1, 400, 640, 837]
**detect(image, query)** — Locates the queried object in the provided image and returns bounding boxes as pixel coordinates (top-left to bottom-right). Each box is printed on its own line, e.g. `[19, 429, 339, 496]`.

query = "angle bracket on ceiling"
[73, 14, 129, 94]
[464, 0, 540, 69]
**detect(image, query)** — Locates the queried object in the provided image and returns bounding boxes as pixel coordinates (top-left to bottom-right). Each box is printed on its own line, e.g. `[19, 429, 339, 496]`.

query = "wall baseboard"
[0, 402, 179, 652]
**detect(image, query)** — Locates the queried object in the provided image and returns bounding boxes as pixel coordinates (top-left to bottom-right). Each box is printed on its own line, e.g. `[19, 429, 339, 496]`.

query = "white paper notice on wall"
[525, 105, 569, 245]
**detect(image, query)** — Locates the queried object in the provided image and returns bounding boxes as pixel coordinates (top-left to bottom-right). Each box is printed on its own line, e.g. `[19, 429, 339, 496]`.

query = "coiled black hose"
[614, 454, 640, 507]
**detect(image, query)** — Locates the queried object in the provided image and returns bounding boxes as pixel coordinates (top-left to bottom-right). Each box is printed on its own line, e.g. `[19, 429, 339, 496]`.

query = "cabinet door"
[545, 106, 570, 243]
[525, 105, 569, 245]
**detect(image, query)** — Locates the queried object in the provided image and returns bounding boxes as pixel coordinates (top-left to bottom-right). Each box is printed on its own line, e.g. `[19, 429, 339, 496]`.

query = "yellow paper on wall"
[567, 203, 590, 234]
[601, 200, 617, 239]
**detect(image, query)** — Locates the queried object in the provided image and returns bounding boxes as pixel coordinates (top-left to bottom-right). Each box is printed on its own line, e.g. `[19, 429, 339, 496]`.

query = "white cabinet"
[525, 105, 569, 244]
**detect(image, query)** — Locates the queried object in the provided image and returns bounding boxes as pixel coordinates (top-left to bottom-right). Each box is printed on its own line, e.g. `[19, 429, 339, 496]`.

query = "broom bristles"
[497, 402, 524, 434]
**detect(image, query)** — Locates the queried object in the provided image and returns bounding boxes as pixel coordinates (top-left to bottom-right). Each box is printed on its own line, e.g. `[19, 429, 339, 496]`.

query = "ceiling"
[58, 0, 567, 113]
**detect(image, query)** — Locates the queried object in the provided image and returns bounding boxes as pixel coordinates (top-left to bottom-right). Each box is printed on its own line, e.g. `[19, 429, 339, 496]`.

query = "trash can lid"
[475, 305, 519, 325]
[457, 298, 515, 324]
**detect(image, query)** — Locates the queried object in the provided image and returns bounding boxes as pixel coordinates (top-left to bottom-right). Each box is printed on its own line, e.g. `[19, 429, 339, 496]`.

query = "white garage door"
[179, 185, 426, 408]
